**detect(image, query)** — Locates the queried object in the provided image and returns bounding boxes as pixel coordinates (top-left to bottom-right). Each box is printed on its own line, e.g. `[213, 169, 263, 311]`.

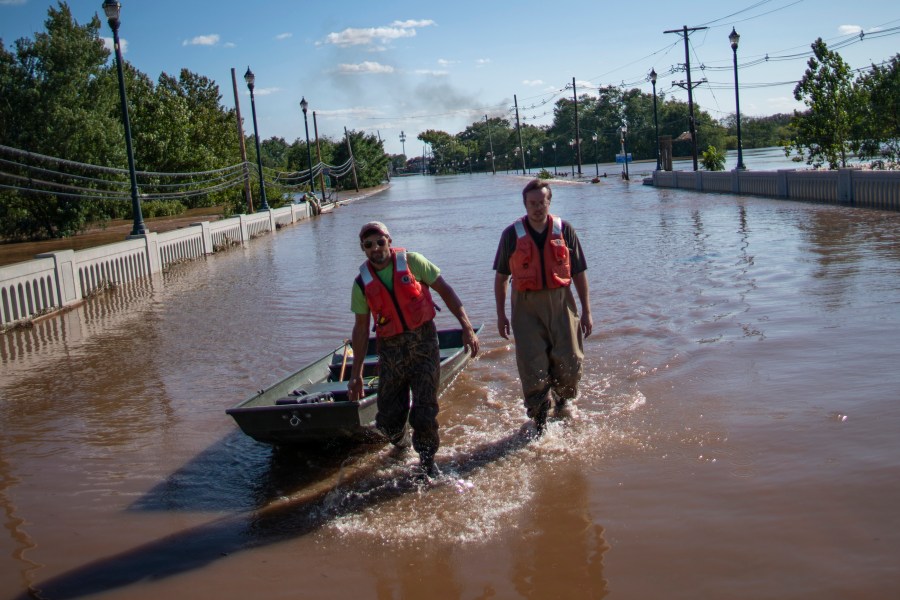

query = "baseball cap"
[359, 221, 390, 240]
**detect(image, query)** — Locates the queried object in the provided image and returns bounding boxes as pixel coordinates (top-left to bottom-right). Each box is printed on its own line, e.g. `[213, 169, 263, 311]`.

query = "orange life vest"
[358, 248, 436, 337]
[509, 215, 572, 291]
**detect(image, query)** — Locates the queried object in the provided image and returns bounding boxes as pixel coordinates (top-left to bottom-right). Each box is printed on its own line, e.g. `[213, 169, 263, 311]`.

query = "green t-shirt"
[350, 251, 441, 314]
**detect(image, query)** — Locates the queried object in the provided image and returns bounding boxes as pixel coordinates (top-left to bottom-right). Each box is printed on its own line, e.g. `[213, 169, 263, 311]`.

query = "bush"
[701, 145, 726, 171]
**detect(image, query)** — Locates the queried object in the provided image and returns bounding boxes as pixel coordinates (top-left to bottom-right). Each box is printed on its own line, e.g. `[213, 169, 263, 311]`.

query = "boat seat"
[328, 356, 379, 380]
[276, 386, 376, 405]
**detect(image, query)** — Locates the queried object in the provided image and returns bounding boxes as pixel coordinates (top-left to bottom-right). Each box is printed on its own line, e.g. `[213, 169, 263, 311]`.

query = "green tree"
[788, 38, 857, 169]
[332, 130, 388, 188]
[0, 2, 124, 239]
[854, 55, 900, 165]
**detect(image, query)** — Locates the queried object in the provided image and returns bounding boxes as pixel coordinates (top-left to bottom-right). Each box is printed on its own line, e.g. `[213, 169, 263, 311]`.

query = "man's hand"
[463, 326, 480, 357]
[497, 314, 511, 340]
[347, 375, 364, 401]
[581, 312, 593, 338]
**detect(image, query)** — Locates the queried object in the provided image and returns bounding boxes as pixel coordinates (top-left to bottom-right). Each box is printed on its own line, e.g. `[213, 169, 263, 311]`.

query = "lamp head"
[300, 97, 308, 114]
[102, 0, 120, 27]
[729, 27, 740, 50]
[243, 67, 255, 90]
[650, 68, 657, 84]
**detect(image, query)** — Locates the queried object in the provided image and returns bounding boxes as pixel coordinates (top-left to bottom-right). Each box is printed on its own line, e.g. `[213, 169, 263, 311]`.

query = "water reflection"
[510, 465, 609, 598]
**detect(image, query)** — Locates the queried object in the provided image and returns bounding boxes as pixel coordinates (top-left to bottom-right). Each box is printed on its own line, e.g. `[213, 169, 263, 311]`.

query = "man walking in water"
[493, 179, 592, 434]
[348, 221, 479, 476]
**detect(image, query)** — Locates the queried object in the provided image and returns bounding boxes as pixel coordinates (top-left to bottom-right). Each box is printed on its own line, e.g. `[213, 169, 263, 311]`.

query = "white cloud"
[224, 42, 236, 48]
[321, 19, 435, 47]
[275, 33, 293, 41]
[414, 69, 449, 76]
[0, 0, 28, 5]
[475, 58, 491, 67]
[247, 87, 281, 97]
[101, 37, 128, 54]
[391, 19, 436, 28]
[522, 79, 544, 87]
[338, 61, 395, 74]
[183, 34, 220, 47]
[437, 58, 459, 66]
[838, 24, 862, 35]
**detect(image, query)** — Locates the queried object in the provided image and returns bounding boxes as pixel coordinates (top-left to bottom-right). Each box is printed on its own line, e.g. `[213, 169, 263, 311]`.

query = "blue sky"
[2, 0, 898, 155]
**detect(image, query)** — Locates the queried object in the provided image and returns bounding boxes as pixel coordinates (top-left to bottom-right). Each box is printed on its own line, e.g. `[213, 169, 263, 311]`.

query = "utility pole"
[485, 115, 496, 175]
[665, 25, 707, 171]
[312, 111, 327, 198]
[573, 77, 582, 177]
[230, 68, 253, 213]
[514, 94, 526, 175]
[344, 127, 359, 192]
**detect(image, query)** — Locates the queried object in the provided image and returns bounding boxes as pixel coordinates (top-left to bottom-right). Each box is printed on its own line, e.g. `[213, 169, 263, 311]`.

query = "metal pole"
[593, 134, 599, 176]
[104, 3, 147, 235]
[244, 67, 269, 210]
[651, 68, 661, 171]
[730, 28, 746, 170]
[573, 77, 582, 176]
[552, 143, 557, 176]
[622, 126, 630, 181]
[300, 98, 316, 200]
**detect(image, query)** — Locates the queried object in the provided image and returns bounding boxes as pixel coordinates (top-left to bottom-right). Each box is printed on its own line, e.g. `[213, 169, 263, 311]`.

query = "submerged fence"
[1, 203, 310, 328]
[649, 168, 900, 211]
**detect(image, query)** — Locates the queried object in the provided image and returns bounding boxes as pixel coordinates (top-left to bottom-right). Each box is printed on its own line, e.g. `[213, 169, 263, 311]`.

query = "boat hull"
[226, 326, 479, 446]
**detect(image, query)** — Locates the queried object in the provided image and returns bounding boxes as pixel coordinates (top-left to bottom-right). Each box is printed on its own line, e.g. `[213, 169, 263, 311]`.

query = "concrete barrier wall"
[651, 168, 900, 211]
[0, 202, 312, 328]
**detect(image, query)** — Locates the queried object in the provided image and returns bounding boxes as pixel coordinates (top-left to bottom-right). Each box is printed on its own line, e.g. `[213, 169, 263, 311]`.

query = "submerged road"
[2, 170, 900, 599]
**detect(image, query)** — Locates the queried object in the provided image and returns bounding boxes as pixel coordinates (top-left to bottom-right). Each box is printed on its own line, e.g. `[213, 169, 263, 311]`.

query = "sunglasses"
[363, 238, 388, 249]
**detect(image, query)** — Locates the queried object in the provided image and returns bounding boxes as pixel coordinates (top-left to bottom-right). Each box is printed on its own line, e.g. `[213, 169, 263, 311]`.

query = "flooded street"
[2, 170, 900, 599]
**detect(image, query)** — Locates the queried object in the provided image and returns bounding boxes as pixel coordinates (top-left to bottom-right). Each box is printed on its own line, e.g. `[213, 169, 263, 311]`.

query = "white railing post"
[238, 214, 250, 244]
[130, 232, 161, 275]
[35, 249, 82, 308]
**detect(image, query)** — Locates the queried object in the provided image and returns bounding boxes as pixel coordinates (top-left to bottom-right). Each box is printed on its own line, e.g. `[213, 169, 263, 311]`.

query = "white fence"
[650, 168, 900, 211]
[1, 204, 309, 328]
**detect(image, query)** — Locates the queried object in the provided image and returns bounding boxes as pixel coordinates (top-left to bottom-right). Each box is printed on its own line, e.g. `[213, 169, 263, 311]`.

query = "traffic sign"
[615, 153, 633, 164]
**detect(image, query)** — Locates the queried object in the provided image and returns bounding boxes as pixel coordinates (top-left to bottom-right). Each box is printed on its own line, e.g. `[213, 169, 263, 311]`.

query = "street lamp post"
[620, 124, 630, 181]
[300, 97, 325, 200]
[592, 133, 599, 176]
[102, 0, 146, 236]
[650, 68, 661, 170]
[729, 27, 747, 170]
[399, 130, 406, 157]
[552, 142, 557, 176]
[243, 66, 269, 210]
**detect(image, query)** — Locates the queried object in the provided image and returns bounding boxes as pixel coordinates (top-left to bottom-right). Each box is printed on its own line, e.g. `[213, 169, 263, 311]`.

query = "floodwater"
[2, 169, 900, 599]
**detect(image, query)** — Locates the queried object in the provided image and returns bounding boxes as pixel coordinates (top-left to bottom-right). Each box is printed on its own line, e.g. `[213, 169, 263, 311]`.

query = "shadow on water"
[127, 429, 378, 513]
[22, 427, 537, 600]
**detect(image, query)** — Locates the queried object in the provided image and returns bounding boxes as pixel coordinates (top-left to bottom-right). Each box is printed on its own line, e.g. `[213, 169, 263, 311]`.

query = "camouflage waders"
[375, 320, 441, 462]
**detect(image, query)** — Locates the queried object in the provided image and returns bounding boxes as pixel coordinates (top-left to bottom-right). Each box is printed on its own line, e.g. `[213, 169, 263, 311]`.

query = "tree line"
[400, 39, 898, 176]
[0, 2, 388, 241]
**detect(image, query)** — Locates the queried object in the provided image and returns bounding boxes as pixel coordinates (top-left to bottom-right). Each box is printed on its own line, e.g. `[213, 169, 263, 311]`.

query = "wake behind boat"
[226, 326, 482, 445]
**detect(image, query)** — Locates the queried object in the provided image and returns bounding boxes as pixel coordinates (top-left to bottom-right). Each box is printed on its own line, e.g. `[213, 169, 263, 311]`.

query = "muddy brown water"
[2, 172, 900, 599]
